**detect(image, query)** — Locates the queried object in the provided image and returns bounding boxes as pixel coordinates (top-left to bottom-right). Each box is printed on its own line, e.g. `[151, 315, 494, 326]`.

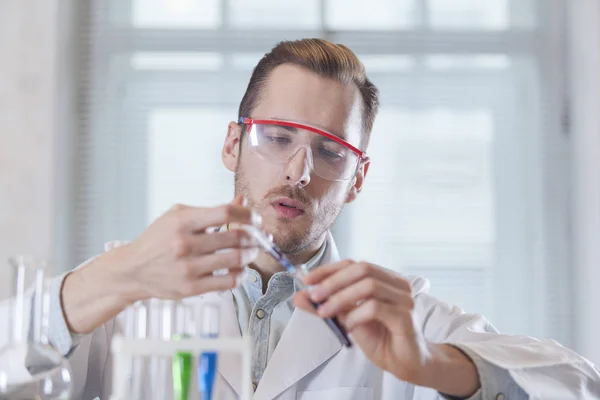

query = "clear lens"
[245, 123, 360, 181]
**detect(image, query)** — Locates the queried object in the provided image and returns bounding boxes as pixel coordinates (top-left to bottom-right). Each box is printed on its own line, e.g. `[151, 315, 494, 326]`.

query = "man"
[10, 39, 600, 399]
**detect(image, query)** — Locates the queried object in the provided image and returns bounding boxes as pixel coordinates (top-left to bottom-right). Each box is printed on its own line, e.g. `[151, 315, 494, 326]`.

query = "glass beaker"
[0, 256, 73, 399]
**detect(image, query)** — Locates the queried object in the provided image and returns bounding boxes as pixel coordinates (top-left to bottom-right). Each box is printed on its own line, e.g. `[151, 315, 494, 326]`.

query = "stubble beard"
[234, 165, 346, 257]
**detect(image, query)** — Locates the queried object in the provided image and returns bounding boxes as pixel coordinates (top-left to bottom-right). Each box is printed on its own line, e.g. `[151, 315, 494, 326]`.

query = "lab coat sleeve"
[52, 268, 129, 399]
[49, 240, 130, 356]
[409, 275, 600, 400]
[438, 349, 528, 400]
[48, 271, 88, 355]
[48, 243, 130, 398]
[48, 267, 121, 399]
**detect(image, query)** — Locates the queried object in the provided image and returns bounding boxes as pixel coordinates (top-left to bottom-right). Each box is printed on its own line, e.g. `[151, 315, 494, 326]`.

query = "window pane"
[326, 0, 416, 30]
[345, 107, 495, 317]
[228, 0, 320, 29]
[230, 53, 264, 71]
[132, 0, 221, 28]
[229, 54, 416, 73]
[348, 108, 494, 262]
[428, 0, 507, 29]
[359, 55, 416, 72]
[147, 108, 234, 222]
[427, 0, 537, 30]
[425, 55, 511, 70]
[131, 52, 224, 71]
[404, 268, 491, 317]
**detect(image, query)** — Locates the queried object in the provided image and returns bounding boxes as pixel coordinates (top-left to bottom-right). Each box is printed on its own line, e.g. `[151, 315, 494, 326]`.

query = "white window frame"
[75, 0, 572, 345]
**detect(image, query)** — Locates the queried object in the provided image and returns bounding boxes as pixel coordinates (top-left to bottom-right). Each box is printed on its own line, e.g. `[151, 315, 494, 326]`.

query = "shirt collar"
[242, 239, 327, 293]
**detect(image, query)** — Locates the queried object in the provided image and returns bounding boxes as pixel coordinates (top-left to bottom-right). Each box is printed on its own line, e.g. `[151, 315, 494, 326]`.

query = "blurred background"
[1, 0, 599, 365]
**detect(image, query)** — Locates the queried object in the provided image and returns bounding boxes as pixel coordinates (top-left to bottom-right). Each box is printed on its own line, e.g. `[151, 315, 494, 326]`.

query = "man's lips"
[272, 197, 305, 211]
[271, 197, 306, 218]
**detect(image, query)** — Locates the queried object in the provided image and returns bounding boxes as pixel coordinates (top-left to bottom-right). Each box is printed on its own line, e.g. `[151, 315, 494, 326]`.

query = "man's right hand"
[61, 196, 261, 334]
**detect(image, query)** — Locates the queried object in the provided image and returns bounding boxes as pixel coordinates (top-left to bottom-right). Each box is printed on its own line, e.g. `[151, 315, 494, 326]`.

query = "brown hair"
[238, 38, 379, 150]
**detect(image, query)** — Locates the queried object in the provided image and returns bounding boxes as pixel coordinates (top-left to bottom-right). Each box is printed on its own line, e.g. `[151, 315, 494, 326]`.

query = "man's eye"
[319, 147, 344, 160]
[265, 136, 292, 144]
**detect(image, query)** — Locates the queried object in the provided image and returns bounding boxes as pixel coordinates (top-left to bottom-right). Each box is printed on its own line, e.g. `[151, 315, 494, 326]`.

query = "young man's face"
[222, 64, 367, 256]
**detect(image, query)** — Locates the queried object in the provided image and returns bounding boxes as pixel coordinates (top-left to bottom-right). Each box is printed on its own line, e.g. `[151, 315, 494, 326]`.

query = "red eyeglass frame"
[239, 117, 368, 162]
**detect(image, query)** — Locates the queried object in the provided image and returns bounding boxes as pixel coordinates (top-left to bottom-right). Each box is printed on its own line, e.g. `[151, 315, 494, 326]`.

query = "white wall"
[0, 0, 75, 299]
[569, 0, 600, 366]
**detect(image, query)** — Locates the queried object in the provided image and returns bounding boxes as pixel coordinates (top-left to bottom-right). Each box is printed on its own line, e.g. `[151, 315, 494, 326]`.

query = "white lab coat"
[3, 233, 600, 400]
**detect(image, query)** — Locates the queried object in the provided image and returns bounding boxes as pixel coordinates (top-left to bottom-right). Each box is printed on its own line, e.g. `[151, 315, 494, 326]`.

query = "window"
[77, 0, 570, 350]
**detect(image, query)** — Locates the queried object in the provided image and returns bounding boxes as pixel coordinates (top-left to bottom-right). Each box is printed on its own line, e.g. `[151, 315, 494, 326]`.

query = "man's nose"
[284, 147, 312, 187]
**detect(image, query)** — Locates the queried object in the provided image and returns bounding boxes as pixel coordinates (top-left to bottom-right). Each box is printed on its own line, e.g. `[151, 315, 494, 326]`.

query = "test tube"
[172, 302, 195, 400]
[147, 299, 199, 400]
[199, 303, 220, 400]
[129, 301, 147, 400]
[159, 300, 175, 400]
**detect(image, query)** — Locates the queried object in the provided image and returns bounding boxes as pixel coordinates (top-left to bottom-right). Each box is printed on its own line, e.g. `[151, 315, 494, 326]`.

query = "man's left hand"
[293, 259, 480, 397]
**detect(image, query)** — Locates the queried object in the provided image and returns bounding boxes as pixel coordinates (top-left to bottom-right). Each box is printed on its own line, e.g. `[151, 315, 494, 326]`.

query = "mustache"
[263, 186, 312, 207]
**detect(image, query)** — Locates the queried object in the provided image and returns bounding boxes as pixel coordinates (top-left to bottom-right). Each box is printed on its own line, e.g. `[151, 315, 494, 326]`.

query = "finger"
[188, 246, 259, 276]
[178, 270, 244, 298]
[308, 262, 411, 303]
[293, 292, 319, 315]
[186, 229, 258, 256]
[316, 279, 413, 318]
[178, 204, 262, 232]
[343, 299, 408, 332]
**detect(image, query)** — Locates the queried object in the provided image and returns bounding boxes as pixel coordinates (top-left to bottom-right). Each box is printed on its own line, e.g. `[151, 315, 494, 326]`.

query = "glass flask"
[0, 256, 73, 399]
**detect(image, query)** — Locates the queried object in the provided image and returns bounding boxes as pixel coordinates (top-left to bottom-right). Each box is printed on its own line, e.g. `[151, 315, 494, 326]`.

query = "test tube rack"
[109, 334, 253, 400]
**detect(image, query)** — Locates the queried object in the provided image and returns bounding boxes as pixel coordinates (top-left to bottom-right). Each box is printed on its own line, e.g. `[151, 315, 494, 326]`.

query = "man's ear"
[222, 121, 242, 172]
[345, 159, 369, 204]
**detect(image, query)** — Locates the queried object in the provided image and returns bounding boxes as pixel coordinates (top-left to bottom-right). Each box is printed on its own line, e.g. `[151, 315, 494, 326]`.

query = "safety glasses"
[239, 117, 368, 182]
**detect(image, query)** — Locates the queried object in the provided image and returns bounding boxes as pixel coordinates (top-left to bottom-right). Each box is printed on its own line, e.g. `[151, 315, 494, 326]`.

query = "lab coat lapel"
[254, 308, 343, 399]
[254, 233, 344, 400]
